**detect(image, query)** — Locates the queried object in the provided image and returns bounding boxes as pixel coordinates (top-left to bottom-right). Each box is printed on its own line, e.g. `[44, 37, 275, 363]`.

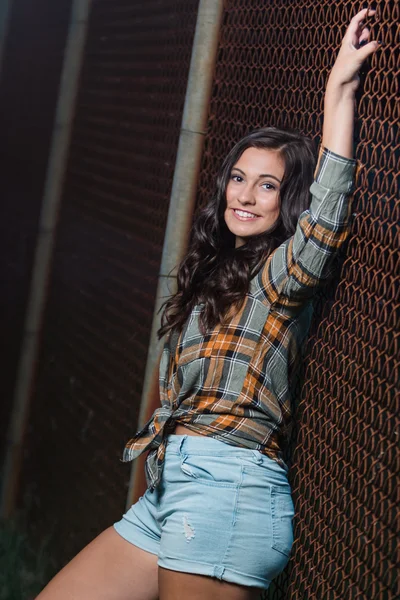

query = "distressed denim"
[114, 434, 294, 590]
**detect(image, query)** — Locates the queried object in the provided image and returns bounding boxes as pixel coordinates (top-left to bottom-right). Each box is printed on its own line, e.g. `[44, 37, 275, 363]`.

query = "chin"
[224, 215, 260, 239]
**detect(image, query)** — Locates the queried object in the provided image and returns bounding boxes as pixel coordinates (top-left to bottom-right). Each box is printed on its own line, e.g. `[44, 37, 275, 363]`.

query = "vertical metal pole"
[1, 0, 92, 518]
[126, 0, 225, 509]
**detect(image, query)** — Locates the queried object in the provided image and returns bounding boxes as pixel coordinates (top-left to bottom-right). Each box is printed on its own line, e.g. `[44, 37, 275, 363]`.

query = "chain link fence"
[0, 0, 73, 467]
[17, 0, 200, 566]
[197, 1, 398, 598]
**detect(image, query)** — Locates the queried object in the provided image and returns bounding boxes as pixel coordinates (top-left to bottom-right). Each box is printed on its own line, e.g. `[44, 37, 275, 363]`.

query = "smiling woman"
[225, 147, 285, 247]
[36, 8, 380, 600]
[157, 126, 317, 335]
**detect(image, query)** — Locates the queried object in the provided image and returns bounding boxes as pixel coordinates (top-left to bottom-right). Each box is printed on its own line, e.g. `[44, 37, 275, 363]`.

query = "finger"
[356, 39, 380, 62]
[359, 26, 371, 45]
[345, 8, 376, 40]
[354, 7, 376, 21]
[350, 25, 371, 49]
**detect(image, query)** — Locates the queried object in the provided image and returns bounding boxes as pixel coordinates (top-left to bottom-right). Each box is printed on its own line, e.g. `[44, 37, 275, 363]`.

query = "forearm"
[319, 7, 379, 159]
[261, 147, 357, 305]
[322, 82, 355, 159]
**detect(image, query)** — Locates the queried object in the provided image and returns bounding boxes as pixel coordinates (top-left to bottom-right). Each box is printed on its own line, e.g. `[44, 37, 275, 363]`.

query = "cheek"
[224, 188, 235, 219]
[259, 193, 280, 214]
[223, 198, 231, 224]
[272, 191, 281, 211]
[272, 198, 281, 215]
[225, 185, 233, 206]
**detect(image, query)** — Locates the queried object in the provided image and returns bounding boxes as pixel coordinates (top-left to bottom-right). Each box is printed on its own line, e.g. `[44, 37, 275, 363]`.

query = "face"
[224, 147, 285, 248]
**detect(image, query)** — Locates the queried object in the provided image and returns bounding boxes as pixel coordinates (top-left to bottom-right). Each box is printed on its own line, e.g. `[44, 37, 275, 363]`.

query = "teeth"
[234, 209, 258, 218]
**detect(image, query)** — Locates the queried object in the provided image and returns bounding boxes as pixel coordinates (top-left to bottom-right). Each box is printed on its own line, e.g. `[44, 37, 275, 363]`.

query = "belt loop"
[178, 434, 188, 456]
[252, 450, 263, 465]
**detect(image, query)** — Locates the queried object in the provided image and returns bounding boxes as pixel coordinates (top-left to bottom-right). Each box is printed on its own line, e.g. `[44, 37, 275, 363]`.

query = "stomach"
[172, 423, 206, 437]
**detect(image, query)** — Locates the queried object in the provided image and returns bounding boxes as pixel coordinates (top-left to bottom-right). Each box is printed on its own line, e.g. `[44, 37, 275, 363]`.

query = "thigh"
[35, 526, 159, 600]
[158, 568, 261, 600]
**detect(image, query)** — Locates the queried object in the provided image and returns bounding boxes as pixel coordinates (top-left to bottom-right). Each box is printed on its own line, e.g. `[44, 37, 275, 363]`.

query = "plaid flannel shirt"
[123, 147, 358, 491]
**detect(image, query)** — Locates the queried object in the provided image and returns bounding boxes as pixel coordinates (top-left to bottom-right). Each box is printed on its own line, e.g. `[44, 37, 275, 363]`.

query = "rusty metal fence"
[197, 1, 399, 599]
[16, 0, 200, 565]
[0, 0, 73, 467]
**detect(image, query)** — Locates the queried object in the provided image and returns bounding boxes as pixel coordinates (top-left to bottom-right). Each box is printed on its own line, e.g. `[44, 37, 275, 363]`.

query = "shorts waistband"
[165, 434, 289, 474]
[166, 433, 254, 452]
[166, 433, 264, 461]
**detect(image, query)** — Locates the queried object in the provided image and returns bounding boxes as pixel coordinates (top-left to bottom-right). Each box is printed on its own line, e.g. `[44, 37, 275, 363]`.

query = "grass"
[0, 517, 57, 600]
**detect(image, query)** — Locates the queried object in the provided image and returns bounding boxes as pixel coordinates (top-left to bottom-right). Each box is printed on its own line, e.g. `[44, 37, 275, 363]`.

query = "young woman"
[37, 9, 379, 600]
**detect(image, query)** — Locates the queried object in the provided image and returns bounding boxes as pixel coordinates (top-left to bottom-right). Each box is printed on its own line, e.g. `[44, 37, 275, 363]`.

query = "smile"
[232, 209, 260, 221]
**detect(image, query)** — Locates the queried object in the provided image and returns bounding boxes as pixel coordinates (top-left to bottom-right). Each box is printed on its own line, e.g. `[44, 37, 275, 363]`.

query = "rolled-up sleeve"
[259, 147, 358, 306]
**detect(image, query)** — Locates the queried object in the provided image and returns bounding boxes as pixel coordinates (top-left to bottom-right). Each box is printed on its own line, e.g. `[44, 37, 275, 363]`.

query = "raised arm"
[257, 9, 380, 308]
[322, 7, 379, 158]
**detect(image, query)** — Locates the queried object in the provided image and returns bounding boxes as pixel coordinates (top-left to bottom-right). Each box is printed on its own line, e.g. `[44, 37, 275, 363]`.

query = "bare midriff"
[173, 423, 206, 437]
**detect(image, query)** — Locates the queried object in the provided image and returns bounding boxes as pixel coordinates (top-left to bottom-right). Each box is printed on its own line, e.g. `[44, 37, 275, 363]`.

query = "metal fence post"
[1, 0, 93, 517]
[126, 0, 225, 508]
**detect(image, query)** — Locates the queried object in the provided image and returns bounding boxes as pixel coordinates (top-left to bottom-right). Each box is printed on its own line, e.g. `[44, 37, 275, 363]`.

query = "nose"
[237, 184, 256, 206]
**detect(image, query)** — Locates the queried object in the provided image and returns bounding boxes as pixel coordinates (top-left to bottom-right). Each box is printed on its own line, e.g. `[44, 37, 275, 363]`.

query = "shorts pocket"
[179, 453, 240, 488]
[270, 485, 295, 557]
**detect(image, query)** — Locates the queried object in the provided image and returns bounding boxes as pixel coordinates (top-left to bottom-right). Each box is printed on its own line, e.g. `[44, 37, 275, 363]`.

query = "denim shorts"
[114, 434, 294, 590]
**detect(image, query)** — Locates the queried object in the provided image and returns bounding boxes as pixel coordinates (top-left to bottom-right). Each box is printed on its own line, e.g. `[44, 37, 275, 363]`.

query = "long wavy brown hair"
[158, 127, 317, 338]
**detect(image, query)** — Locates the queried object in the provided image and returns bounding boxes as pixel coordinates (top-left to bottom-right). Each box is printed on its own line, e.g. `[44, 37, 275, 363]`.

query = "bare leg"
[158, 568, 261, 600]
[35, 527, 159, 600]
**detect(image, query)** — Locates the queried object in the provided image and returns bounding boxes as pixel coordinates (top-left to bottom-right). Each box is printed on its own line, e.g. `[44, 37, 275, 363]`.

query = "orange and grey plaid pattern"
[123, 148, 358, 491]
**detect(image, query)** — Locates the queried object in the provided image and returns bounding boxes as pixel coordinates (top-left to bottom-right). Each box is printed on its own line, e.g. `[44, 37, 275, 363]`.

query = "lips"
[232, 208, 260, 221]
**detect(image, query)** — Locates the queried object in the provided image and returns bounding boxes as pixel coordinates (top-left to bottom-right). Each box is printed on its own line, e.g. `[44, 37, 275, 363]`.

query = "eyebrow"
[232, 167, 282, 184]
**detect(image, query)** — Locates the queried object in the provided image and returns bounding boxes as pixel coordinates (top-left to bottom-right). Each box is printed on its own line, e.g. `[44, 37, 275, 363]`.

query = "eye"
[231, 174, 243, 183]
[261, 182, 276, 191]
